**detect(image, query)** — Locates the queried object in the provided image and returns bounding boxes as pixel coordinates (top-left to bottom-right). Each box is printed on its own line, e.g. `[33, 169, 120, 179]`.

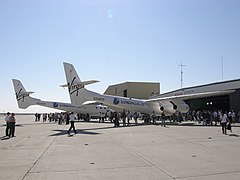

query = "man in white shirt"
[4, 112, 10, 136]
[220, 112, 228, 135]
[67, 112, 77, 134]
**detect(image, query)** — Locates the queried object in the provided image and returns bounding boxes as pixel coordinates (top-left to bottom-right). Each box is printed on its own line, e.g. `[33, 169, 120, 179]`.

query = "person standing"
[127, 110, 131, 126]
[8, 113, 16, 137]
[220, 112, 228, 135]
[35, 113, 38, 121]
[161, 112, 166, 127]
[4, 112, 10, 136]
[113, 111, 120, 127]
[238, 111, 240, 123]
[151, 111, 156, 125]
[121, 111, 126, 126]
[43, 113, 47, 122]
[213, 111, 218, 126]
[37, 113, 41, 121]
[98, 112, 102, 123]
[67, 112, 77, 134]
[133, 112, 138, 125]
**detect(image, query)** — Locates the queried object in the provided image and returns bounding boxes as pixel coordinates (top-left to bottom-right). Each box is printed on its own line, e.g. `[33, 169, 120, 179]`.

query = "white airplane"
[63, 62, 234, 115]
[12, 79, 112, 117]
[63, 62, 235, 116]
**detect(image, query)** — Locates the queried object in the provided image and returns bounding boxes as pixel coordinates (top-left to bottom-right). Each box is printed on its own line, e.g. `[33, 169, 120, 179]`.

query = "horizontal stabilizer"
[60, 80, 99, 88]
[18, 91, 35, 97]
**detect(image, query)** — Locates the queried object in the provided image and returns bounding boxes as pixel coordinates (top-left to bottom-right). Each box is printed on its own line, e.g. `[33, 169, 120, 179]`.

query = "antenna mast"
[221, 56, 224, 81]
[179, 62, 186, 89]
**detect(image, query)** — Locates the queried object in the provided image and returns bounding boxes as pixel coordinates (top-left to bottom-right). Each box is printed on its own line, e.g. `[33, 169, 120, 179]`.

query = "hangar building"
[156, 79, 240, 113]
[104, 79, 240, 113]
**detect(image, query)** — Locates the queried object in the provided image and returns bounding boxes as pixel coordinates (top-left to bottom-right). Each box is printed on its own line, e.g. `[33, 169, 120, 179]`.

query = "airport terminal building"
[104, 79, 240, 113]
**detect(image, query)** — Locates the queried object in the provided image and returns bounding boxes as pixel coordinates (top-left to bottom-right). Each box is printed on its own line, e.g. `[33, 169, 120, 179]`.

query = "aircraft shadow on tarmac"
[49, 126, 116, 137]
[49, 129, 100, 137]
[49, 124, 169, 137]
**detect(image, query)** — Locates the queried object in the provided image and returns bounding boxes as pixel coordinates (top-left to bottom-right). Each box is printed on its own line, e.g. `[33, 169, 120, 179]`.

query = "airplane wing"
[145, 90, 235, 103]
[144, 90, 235, 114]
[82, 101, 99, 106]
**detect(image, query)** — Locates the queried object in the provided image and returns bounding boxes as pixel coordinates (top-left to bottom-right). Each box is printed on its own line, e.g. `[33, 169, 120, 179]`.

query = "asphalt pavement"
[1, 115, 240, 180]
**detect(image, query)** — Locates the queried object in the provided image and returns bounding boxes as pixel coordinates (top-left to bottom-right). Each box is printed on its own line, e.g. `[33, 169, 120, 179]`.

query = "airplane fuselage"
[80, 89, 161, 115]
[35, 100, 110, 116]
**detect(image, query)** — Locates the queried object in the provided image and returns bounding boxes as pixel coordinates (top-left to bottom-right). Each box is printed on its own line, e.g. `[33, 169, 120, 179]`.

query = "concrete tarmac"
[1, 115, 240, 180]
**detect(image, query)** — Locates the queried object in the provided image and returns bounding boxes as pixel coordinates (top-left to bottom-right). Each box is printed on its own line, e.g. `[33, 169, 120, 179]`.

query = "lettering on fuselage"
[120, 100, 145, 106]
[94, 97, 105, 102]
[113, 98, 145, 106]
[53, 102, 76, 108]
[36, 102, 46, 106]
[60, 104, 76, 108]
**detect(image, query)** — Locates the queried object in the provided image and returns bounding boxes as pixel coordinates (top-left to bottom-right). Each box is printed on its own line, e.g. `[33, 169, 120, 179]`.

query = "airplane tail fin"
[12, 79, 40, 109]
[63, 62, 98, 106]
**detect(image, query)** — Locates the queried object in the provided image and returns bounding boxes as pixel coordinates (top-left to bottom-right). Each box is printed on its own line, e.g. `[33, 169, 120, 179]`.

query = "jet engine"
[175, 102, 189, 113]
[159, 100, 189, 114]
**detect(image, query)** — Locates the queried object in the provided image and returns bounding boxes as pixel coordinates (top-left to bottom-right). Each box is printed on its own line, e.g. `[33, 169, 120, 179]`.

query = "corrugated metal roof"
[156, 78, 240, 98]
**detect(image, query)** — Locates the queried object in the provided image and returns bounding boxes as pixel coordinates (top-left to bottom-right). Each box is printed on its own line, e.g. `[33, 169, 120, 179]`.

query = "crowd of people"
[186, 109, 238, 134]
[32, 110, 167, 128]
[3, 109, 239, 137]
[186, 109, 239, 124]
[30, 109, 240, 129]
[34, 112, 80, 125]
[97, 110, 167, 127]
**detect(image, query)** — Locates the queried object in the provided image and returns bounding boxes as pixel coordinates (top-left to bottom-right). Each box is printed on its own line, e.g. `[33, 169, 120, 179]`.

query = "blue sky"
[1, 0, 240, 113]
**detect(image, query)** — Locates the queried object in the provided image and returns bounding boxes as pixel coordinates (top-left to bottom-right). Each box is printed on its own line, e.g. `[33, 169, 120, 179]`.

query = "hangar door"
[185, 95, 229, 112]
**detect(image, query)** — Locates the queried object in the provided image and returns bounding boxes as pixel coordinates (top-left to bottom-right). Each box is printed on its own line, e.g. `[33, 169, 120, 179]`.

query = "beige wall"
[104, 82, 160, 99]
